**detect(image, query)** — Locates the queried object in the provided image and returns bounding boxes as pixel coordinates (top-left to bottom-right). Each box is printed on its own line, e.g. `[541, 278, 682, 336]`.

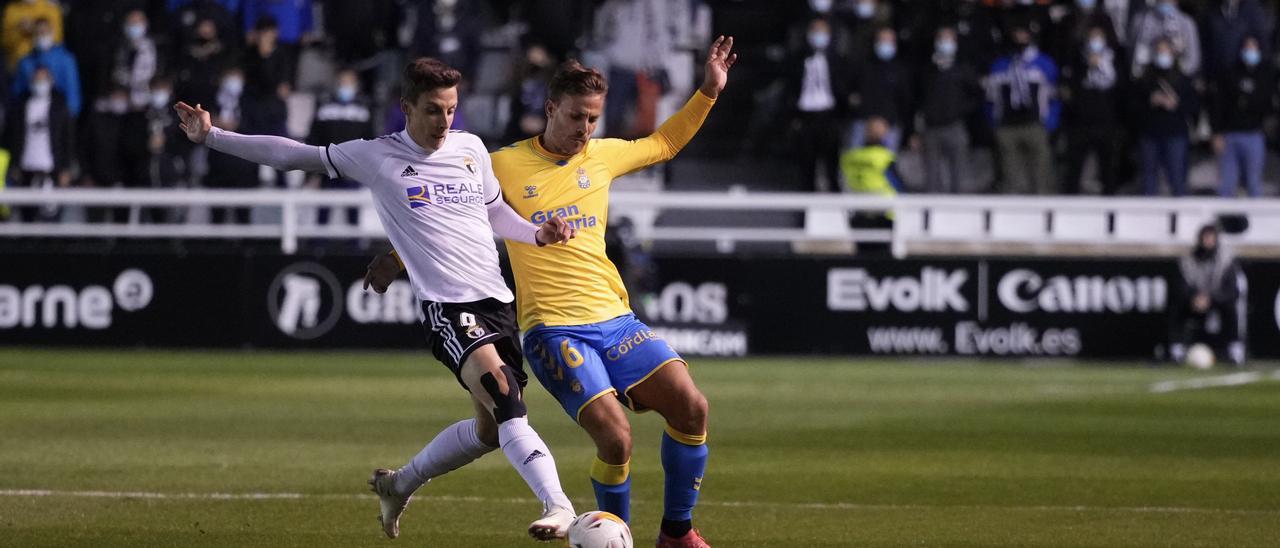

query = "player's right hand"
[363, 252, 401, 294]
[174, 101, 213, 144]
[536, 216, 576, 246]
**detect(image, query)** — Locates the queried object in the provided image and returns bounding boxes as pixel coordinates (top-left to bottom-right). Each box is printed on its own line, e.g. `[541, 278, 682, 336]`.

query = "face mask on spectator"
[336, 85, 357, 103]
[125, 23, 147, 41]
[809, 0, 833, 14]
[222, 77, 244, 95]
[875, 42, 896, 61]
[1242, 48, 1261, 67]
[35, 34, 54, 51]
[855, 1, 875, 19]
[1157, 2, 1176, 16]
[1087, 37, 1106, 54]
[936, 39, 957, 57]
[1076, 0, 1096, 9]
[808, 31, 831, 50]
[32, 80, 52, 97]
[151, 89, 171, 109]
[1155, 52, 1174, 70]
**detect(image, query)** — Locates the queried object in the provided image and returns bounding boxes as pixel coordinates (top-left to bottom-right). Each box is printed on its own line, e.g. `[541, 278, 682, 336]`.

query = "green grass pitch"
[2, 349, 1279, 547]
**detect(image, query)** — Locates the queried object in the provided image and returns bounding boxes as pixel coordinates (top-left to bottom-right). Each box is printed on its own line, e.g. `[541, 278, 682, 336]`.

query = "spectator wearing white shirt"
[4, 66, 73, 222]
[787, 17, 853, 192]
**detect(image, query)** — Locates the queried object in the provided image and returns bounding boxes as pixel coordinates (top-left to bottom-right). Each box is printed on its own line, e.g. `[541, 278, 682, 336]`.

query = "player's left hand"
[363, 252, 400, 294]
[536, 216, 576, 246]
[700, 35, 737, 99]
[174, 101, 213, 143]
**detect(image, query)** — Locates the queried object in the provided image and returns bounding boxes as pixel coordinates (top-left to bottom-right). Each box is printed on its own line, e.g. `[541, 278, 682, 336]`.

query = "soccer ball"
[1185, 343, 1215, 370]
[567, 511, 633, 548]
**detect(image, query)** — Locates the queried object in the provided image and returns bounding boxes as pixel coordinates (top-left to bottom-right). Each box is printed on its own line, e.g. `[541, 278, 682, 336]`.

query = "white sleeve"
[205, 127, 328, 173]
[487, 198, 540, 245]
[476, 137, 536, 243]
[320, 138, 372, 183]
[477, 139, 502, 205]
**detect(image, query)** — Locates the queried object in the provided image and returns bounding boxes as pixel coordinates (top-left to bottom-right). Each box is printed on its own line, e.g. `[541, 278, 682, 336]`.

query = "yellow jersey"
[493, 91, 716, 329]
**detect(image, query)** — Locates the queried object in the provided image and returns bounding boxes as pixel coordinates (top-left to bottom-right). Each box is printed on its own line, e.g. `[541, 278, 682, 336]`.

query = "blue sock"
[590, 456, 631, 523]
[661, 426, 708, 524]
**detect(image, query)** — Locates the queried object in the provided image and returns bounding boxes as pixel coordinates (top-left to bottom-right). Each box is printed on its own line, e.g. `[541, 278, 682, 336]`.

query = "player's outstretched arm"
[361, 210, 575, 294]
[487, 198, 576, 246]
[174, 101, 328, 173]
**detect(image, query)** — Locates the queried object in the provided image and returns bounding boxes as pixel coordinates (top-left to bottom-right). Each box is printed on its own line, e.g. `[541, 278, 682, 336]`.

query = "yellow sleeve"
[596, 91, 716, 177]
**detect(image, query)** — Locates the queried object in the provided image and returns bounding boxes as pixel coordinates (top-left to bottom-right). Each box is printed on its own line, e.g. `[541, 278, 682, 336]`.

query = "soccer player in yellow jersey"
[370, 37, 737, 547]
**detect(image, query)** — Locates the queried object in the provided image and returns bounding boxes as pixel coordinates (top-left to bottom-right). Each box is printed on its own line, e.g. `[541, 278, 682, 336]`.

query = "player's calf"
[467, 362, 576, 538]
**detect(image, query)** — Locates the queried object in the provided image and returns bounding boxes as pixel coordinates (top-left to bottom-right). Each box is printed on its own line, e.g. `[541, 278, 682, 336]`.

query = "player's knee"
[680, 390, 709, 433]
[690, 390, 709, 426]
[661, 386, 708, 435]
[589, 417, 632, 462]
[597, 427, 632, 463]
[479, 365, 527, 424]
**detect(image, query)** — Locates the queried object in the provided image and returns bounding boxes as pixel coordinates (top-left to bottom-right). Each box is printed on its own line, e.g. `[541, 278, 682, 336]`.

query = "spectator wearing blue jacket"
[12, 17, 81, 117]
[242, 0, 312, 89]
[167, 0, 240, 14]
[985, 25, 1059, 194]
[242, 0, 312, 48]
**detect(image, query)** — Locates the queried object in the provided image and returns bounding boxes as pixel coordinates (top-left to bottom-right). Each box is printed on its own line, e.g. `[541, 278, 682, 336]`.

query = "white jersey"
[322, 130, 514, 304]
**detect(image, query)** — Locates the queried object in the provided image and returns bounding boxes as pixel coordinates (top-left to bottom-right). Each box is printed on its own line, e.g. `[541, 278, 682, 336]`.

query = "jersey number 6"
[560, 339, 585, 368]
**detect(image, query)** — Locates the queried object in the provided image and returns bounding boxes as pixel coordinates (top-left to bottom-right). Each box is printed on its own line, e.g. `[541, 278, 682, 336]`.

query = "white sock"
[395, 418, 494, 496]
[1229, 342, 1246, 365]
[499, 417, 573, 510]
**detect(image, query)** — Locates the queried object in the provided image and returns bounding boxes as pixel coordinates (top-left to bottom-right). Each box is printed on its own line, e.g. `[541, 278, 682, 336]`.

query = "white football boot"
[527, 501, 575, 541]
[368, 468, 412, 539]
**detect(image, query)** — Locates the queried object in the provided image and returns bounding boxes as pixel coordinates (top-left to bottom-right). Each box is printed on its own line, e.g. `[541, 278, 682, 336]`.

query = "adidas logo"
[400, 165, 418, 177]
[523, 450, 546, 465]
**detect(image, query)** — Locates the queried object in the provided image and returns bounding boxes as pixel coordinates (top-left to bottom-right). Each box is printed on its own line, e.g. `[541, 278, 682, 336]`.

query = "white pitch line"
[2, 489, 1277, 517]
[1149, 371, 1273, 394]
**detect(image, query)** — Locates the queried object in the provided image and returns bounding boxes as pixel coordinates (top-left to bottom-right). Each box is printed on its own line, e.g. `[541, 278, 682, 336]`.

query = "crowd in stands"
[0, 1, 1275, 227]
[787, 0, 1277, 197]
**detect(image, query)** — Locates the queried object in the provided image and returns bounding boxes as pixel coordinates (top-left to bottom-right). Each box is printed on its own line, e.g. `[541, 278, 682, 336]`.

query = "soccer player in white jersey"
[173, 58, 578, 541]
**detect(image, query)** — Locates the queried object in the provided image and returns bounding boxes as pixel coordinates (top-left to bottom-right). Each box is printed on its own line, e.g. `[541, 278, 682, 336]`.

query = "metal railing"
[2, 188, 1278, 257]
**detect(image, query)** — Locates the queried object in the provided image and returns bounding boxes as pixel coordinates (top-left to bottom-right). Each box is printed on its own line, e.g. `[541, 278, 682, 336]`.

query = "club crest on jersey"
[466, 325, 486, 339]
[523, 185, 539, 199]
[406, 185, 431, 208]
[400, 165, 418, 178]
[576, 168, 591, 189]
[463, 156, 477, 174]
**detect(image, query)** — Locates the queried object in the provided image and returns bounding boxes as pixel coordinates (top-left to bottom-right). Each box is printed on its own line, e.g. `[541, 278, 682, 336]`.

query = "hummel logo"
[523, 450, 546, 465]
[400, 165, 418, 177]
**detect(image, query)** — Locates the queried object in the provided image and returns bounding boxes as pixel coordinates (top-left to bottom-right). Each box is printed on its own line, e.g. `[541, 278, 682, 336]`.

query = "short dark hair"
[547, 60, 608, 102]
[254, 15, 278, 31]
[401, 58, 462, 103]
